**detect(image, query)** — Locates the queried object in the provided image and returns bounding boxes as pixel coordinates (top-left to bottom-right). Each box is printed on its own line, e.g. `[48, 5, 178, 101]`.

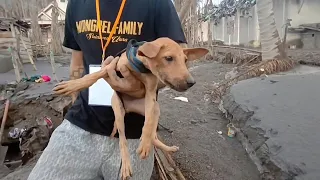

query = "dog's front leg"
[111, 92, 132, 179]
[136, 77, 159, 159]
[53, 69, 107, 96]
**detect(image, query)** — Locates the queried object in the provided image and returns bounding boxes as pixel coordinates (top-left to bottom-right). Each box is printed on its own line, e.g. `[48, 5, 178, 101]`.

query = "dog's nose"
[186, 76, 196, 88]
[187, 81, 195, 88]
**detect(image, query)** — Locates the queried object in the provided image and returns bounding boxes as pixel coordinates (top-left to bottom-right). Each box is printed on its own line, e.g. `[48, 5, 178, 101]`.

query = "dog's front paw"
[136, 138, 153, 159]
[53, 80, 80, 95]
[121, 158, 132, 180]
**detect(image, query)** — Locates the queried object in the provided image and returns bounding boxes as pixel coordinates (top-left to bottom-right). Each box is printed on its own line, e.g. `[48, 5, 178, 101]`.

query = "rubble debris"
[225, 67, 238, 80]
[19, 117, 52, 165]
[0, 93, 71, 171]
[0, 81, 30, 103]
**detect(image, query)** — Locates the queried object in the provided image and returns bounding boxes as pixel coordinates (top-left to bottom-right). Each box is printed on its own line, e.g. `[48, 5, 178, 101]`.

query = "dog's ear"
[183, 48, 209, 61]
[138, 42, 161, 58]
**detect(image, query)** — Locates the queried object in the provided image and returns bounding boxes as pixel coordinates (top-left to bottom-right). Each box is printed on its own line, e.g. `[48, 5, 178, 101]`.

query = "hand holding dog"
[102, 56, 141, 93]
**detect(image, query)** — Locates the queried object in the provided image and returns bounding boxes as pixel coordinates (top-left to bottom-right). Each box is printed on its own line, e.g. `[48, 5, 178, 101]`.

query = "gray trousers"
[28, 120, 154, 180]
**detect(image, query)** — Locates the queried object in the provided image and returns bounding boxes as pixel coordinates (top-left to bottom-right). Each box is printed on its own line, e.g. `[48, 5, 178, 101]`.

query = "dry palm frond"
[212, 58, 296, 103]
[242, 58, 295, 79]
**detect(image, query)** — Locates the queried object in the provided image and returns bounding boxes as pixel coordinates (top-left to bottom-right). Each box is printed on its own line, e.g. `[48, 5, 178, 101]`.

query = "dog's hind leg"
[111, 92, 132, 180]
[153, 134, 179, 153]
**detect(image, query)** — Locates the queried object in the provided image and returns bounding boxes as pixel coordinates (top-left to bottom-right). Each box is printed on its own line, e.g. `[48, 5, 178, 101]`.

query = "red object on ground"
[41, 75, 51, 82]
[44, 116, 53, 129]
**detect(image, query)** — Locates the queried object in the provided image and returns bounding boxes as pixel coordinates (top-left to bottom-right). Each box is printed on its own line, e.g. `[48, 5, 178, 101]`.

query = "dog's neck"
[125, 40, 151, 74]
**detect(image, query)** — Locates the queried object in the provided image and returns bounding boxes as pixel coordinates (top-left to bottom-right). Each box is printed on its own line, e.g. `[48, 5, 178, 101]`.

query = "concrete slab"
[0, 55, 13, 73]
[222, 65, 320, 180]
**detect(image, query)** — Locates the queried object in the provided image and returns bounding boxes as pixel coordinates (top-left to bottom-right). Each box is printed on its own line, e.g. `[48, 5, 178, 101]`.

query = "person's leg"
[28, 120, 104, 180]
[101, 137, 154, 180]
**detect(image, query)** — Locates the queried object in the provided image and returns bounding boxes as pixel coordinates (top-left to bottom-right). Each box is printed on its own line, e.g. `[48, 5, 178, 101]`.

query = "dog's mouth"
[164, 80, 189, 92]
[164, 80, 175, 89]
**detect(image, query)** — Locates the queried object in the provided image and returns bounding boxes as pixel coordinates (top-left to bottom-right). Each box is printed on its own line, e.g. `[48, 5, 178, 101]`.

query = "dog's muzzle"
[186, 76, 196, 88]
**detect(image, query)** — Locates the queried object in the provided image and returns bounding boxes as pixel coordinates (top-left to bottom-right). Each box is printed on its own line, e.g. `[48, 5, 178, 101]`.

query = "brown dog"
[53, 37, 208, 179]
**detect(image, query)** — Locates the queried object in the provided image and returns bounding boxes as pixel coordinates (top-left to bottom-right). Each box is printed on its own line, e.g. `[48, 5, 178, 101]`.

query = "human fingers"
[107, 56, 119, 70]
[102, 56, 114, 67]
[106, 57, 121, 82]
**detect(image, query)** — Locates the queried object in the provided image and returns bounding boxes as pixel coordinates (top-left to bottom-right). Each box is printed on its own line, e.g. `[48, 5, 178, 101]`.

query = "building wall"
[300, 31, 320, 49]
[199, 21, 208, 42]
[213, 19, 223, 41]
[57, 0, 68, 13]
[200, 0, 320, 48]
[288, 0, 320, 28]
[38, 0, 68, 22]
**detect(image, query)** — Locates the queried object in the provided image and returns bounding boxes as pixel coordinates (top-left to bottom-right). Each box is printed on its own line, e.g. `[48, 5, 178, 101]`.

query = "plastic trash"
[227, 123, 236, 138]
[173, 96, 188, 102]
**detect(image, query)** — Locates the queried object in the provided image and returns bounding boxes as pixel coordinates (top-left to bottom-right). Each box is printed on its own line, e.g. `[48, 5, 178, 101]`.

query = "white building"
[37, 0, 68, 44]
[200, 0, 320, 49]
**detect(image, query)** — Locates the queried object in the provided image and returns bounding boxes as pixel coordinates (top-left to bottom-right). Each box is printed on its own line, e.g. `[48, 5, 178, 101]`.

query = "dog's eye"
[165, 56, 173, 62]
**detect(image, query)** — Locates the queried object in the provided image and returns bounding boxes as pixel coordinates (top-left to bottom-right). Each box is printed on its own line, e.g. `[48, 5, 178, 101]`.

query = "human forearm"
[69, 50, 84, 103]
[69, 50, 84, 80]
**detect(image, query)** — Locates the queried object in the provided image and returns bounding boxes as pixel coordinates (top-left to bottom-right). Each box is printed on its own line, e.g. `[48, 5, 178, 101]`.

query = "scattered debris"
[173, 97, 188, 102]
[190, 120, 198, 124]
[8, 128, 25, 139]
[155, 135, 186, 180]
[270, 80, 278, 84]
[225, 67, 238, 79]
[21, 75, 51, 83]
[217, 131, 223, 135]
[43, 116, 53, 129]
[19, 116, 53, 165]
[227, 123, 236, 138]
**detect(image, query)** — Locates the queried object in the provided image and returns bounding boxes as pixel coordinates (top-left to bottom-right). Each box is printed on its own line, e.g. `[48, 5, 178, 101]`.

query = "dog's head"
[137, 38, 209, 92]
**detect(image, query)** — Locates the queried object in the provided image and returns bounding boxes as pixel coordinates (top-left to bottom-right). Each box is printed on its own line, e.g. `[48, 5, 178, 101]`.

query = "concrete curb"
[220, 92, 300, 180]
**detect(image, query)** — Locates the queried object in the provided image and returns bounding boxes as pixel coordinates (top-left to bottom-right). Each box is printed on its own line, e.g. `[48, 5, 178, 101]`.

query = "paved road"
[223, 65, 320, 180]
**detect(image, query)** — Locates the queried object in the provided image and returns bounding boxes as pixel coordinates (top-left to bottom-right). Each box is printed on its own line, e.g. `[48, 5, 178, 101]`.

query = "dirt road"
[157, 60, 260, 180]
[0, 59, 260, 180]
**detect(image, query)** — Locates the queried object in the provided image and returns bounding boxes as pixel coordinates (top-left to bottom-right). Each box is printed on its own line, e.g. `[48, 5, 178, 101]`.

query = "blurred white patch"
[173, 96, 189, 102]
